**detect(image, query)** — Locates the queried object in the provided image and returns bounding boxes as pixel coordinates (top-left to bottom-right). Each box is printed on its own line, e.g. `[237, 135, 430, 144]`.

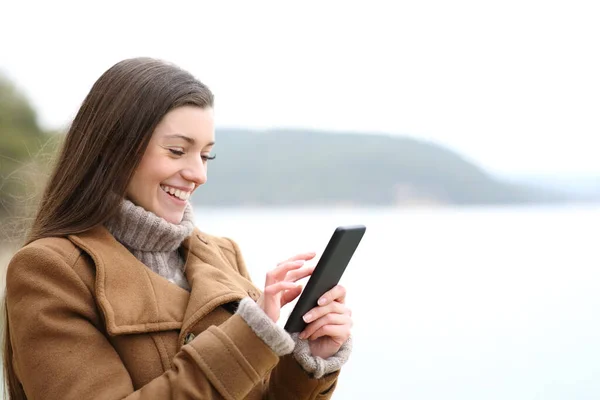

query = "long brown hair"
[3, 57, 214, 399]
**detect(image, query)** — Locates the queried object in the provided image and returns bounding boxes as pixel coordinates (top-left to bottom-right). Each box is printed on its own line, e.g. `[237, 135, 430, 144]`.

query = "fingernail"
[318, 297, 327, 306]
[299, 332, 306, 339]
[303, 313, 313, 323]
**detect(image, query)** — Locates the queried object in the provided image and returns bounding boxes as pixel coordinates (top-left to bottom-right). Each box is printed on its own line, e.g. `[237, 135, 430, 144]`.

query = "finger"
[302, 301, 347, 324]
[284, 265, 315, 282]
[264, 281, 301, 296]
[309, 324, 351, 343]
[280, 285, 303, 307]
[301, 313, 350, 340]
[265, 260, 304, 286]
[317, 284, 347, 306]
[299, 313, 350, 340]
[277, 252, 316, 266]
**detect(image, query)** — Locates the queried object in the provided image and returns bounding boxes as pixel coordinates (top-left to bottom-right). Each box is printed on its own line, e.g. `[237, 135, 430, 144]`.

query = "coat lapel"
[69, 226, 189, 336]
[68, 226, 256, 340]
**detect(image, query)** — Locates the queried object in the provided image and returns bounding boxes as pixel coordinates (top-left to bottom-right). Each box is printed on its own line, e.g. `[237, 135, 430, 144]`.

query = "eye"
[202, 154, 216, 161]
[169, 148, 185, 156]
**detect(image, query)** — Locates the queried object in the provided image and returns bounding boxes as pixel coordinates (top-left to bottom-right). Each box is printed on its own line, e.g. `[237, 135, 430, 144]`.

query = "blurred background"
[2, 0, 600, 398]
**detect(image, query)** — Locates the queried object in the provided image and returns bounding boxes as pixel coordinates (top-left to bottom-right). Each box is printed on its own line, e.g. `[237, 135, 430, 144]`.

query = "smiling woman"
[2, 58, 353, 400]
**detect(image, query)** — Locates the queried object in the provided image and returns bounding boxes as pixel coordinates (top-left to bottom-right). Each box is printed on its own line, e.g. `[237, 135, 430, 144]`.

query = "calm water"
[195, 204, 600, 399]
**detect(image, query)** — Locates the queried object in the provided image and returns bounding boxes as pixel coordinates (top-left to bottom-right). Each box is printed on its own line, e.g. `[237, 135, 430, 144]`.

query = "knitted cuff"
[291, 334, 353, 379]
[235, 297, 295, 356]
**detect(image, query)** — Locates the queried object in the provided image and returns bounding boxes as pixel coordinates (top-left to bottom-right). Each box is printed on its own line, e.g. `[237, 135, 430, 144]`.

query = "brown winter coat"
[5, 225, 340, 399]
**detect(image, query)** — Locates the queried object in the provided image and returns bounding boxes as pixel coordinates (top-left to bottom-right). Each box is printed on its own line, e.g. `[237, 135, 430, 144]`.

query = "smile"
[160, 185, 191, 201]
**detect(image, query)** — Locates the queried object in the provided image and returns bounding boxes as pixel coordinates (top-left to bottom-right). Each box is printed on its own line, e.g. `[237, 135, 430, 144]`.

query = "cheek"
[127, 150, 178, 199]
[137, 156, 171, 182]
[149, 160, 176, 183]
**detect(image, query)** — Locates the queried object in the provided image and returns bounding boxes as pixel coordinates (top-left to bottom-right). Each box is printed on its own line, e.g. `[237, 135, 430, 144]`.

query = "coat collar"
[68, 225, 253, 337]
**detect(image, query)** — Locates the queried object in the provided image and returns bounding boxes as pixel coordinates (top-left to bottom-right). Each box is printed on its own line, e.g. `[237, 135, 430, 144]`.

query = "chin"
[162, 211, 185, 225]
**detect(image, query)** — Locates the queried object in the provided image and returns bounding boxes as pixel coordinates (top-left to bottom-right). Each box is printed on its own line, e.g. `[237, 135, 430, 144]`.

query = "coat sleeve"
[5, 244, 280, 400]
[225, 238, 341, 399]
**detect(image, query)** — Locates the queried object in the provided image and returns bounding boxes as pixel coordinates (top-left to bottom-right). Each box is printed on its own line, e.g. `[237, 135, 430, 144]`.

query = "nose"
[181, 154, 207, 187]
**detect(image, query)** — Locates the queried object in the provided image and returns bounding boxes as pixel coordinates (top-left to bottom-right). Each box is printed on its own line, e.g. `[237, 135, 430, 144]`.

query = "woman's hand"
[298, 285, 353, 359]
[257, 252, 316, 323]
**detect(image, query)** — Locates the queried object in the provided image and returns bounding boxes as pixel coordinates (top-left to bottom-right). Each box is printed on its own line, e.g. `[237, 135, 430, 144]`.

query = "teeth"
[161, 185, 191, 201]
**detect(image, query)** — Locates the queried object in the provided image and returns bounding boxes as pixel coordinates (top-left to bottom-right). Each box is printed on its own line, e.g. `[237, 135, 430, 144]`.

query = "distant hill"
[194, 128, 567, 207]
[504, 173, 600, 202]
[0, 66, 575, 211]
[0, 71, 579, 216]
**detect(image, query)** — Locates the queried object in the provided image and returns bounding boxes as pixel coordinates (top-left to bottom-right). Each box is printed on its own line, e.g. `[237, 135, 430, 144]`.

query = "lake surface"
[194, 204, 600, 399]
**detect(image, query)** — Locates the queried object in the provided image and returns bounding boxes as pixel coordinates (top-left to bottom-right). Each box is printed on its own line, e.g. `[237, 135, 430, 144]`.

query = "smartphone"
[284, 225, 366, 333]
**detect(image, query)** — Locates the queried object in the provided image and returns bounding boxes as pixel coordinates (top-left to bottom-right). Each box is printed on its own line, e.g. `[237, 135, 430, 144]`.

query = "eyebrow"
[164, 134, 215, 147]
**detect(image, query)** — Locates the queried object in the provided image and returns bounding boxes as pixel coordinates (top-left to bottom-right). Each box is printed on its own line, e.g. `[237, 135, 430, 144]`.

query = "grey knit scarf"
[104, 199, 195, 290]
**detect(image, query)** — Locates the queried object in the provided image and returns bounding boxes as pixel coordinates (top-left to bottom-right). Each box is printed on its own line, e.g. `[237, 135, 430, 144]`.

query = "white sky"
[1, 0, 599, 175]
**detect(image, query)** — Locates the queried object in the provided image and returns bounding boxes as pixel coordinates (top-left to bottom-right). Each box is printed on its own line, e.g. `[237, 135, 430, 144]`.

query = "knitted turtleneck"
[104, 199, 195, 290]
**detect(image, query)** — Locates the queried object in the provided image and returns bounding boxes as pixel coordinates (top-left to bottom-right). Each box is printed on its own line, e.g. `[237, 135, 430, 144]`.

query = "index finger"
[266, 260, 305, 286]
[277, 252, 316, 266]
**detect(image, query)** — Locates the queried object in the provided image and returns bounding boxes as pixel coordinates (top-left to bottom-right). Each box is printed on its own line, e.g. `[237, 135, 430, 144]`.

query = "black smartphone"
[284, 225, 366, 333]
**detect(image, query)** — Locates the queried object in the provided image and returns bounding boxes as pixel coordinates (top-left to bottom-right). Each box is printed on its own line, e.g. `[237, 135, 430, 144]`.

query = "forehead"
[153, 105, 215, 142]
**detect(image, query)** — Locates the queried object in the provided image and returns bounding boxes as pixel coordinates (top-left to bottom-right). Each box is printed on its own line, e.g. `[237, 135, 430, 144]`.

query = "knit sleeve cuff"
[235, 297, 295, 356]
[291, 334, 353, 379]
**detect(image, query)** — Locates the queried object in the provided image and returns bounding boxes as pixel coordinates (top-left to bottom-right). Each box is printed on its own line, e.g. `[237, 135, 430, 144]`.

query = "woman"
[2, 58, 352, 399]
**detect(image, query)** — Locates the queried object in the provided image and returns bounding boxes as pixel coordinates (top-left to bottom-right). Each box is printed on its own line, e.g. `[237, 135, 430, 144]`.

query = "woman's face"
[126, 105, 215, 224]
